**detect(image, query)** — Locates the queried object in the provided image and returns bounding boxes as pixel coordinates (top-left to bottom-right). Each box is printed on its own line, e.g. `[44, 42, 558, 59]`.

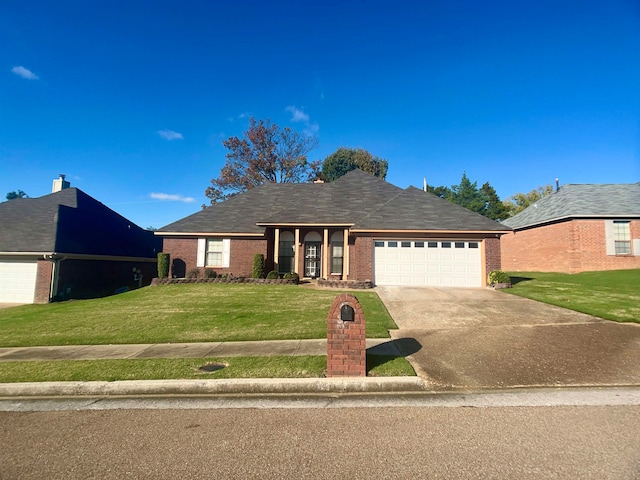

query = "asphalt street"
[2, 403, 639, 479]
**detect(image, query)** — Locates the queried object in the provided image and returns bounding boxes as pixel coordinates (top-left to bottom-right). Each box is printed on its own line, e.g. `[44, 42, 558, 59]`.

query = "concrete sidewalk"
[0, 338, 400, 362]
[0, 338, 426, 397]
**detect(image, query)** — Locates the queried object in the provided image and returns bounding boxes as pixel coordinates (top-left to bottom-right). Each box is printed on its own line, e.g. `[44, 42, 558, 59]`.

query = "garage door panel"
[374, 239, 482, 287]
[0, 261, 38, 303]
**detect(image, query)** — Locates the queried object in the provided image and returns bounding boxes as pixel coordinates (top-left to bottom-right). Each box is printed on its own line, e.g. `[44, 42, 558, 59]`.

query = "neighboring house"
[157, 170, 510, 287]
[0, 176, 161, 303]
[501, 183, 640, 273]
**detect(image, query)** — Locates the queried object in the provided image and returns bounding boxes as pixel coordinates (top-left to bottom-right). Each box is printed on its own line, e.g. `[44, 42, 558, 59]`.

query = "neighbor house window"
[613, 221, 631, 255]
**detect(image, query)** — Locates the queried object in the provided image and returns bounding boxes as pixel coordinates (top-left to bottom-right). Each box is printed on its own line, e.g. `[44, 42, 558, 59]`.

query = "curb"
[0, 377, 427, 397]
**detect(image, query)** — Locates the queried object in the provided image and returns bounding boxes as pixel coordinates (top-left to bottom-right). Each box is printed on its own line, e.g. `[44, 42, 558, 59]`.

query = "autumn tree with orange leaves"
[205, 117, 320, 203]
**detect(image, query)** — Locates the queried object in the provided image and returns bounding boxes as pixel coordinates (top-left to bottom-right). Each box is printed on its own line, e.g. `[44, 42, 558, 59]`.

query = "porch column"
[294, 228, 300, 274]
[343, 228, 349, 279]
[323, 228, 329, 279]
[274, 228, 280, 273]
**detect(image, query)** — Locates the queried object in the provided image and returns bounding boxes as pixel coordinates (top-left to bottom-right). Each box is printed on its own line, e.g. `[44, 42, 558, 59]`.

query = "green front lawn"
[0, 355, 415, 383]
[0, 284, 397, 347]
[504, 270, 640, 323]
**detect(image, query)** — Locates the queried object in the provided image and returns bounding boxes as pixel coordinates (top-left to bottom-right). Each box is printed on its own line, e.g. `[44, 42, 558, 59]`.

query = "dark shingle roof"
[502, 183, 640, 230]
[159, 169, 509, 234]
[0, 188, 160, 257]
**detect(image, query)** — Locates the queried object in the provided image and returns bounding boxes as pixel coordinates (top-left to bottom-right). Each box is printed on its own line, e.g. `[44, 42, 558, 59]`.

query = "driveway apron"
[376, 286, 640, 391]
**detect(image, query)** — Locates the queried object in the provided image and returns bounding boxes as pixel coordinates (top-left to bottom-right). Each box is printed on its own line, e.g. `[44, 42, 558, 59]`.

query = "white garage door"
[0, 260, 38, 303]
[374, 240, 482, 287]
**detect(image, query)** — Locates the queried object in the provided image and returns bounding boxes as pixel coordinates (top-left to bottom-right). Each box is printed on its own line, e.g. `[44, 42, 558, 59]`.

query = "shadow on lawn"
[509, 276, 534, 286]
[366, 337, 422, 373]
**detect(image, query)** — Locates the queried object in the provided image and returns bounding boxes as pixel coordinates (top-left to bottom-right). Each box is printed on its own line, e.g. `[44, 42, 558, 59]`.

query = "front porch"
[267, 225, 353, 280]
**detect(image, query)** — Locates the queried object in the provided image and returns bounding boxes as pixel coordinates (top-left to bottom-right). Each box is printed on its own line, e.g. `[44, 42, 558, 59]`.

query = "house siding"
[501, 219, 640, 273]
[162, 237, 267, 278]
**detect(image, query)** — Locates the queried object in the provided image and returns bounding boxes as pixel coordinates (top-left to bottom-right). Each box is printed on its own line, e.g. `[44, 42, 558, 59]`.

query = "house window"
[330, 232, 344, 274]
[388, 241, 398, 247]
[427, 242, 438, 248]
[415, 241, 425, 248]
[278, 231, 295, 274]
[206, 239, 223, 266]
[374, 241, 385, 247]
[442, 242, 451, 248]
[197, 238, 230, 268]
[613, 221, 631, 255]
[455, 242, 465, 248]
[469, 242, 479, 248]
[401, 241, 411, 248]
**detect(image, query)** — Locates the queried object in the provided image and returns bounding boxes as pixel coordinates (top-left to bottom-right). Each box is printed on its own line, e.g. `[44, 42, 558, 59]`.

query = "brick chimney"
[52, 174, 70, 193]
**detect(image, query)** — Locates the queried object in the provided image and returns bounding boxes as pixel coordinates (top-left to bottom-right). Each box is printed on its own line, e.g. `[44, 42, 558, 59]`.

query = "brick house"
[501, 183, 640, 273]
[157, 170, 510, 287]
[0, 176, 161, 303]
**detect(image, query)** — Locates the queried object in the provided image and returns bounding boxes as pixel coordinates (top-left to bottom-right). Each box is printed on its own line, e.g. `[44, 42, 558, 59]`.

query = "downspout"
[44, 253, 66, 302]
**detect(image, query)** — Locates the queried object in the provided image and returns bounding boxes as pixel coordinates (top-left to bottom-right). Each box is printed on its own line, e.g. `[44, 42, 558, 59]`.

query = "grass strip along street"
[0, 355, 414, 383]
[504, 269, 640, 324]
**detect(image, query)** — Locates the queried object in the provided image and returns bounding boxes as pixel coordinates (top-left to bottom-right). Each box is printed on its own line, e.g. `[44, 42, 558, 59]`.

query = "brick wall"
[348, 236, 373, 281]
[484, 237, 502, 276]
[162, 237, 268, 278]
[34, 259, 53, 304]
[501, 219, 640, 273]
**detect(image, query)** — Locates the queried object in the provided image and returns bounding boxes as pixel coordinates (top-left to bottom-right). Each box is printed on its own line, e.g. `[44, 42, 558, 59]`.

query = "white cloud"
[150, 192, 195, 203]
[286, 105, 310, 123]
[157, 129, 184, 140]
[285, 105, 318, 136]
[11, 66, 39, 80]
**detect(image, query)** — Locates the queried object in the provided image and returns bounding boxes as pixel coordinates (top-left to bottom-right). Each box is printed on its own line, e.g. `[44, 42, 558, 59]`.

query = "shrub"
[252, 254, 265, 278]
[157, 253, 170, 278]
[283, 272, 299, 283]
[266, 270, 279, 279]
[205, 269, 218, 279]
[488, 270, 511, 285]
[186, 268, 200, 279]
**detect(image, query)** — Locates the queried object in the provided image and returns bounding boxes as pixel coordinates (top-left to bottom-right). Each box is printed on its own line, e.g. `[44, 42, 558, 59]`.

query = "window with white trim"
[613, 221, 631, 255]
[206, 239, 223, 266]
[330, 231, 344, 274]
[278, 231, 295, 274]
[197, 238, 230, 268]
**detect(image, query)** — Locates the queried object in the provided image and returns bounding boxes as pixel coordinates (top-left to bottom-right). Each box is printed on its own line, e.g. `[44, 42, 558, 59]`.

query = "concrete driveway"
[376, 286, 640, 391]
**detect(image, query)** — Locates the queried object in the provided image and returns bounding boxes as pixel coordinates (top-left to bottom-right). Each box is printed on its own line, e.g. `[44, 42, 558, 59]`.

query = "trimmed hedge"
[157, 253, 170, 278]
[151, 276, 298, 286]
[252, 254, 265, 278]
[488, 270, 511, 285]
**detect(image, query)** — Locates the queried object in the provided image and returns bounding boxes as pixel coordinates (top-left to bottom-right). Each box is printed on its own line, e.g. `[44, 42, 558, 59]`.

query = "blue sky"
[1, 0, 638, 229]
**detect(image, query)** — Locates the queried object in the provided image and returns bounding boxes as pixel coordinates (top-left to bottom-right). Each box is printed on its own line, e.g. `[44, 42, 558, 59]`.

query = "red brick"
[502, 219, 640, 273]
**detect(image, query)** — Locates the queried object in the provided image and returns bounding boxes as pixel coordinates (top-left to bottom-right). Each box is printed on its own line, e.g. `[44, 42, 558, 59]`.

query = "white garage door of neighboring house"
[0, 260, 38, 303]
[374, 240, 482, 287]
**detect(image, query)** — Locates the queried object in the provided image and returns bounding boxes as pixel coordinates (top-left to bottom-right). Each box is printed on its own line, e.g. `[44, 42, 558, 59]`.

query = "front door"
[304, 242, 321, 278]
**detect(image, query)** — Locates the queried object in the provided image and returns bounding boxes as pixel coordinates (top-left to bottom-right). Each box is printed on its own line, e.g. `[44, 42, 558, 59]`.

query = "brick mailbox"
[326, 293, 366, 377]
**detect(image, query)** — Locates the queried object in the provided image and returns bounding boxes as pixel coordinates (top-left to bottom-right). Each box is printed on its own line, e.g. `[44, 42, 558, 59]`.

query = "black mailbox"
[340, 304, 355, 321]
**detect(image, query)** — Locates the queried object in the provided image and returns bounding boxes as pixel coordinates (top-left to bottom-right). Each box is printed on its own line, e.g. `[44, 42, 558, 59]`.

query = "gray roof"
[0, 188, 160, 257]
[159, 169, 509, 234]
[502, 183, 640, 230]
